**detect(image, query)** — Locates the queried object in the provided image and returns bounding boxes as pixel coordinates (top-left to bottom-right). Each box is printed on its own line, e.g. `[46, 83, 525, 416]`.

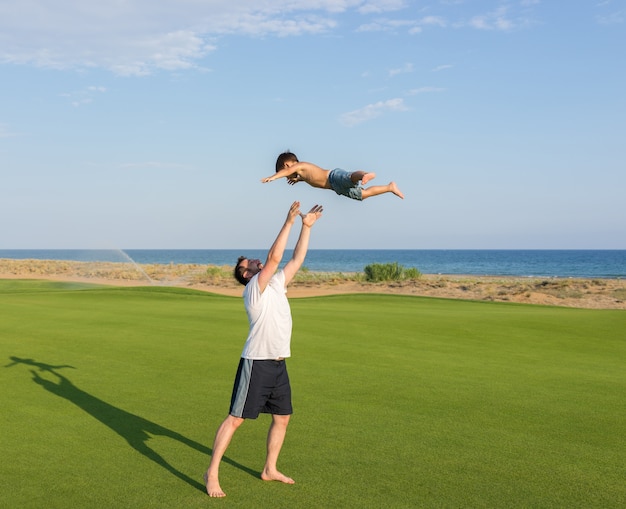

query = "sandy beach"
[1, 258, 625, 310]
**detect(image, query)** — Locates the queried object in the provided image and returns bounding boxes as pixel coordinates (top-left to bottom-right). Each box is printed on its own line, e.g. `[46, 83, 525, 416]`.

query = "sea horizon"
[1, 249, 625, 279]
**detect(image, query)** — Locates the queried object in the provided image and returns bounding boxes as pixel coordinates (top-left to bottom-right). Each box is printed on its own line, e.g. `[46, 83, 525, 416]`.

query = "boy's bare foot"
[204, 472, 226, 498]
[361, 172, 376, 185]
[389, 182, 404, 199]
[261, 468, 295, 485]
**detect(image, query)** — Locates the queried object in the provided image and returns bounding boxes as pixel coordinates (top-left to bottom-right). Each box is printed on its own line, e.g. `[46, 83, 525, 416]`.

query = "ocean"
[1, 249, 625, 279]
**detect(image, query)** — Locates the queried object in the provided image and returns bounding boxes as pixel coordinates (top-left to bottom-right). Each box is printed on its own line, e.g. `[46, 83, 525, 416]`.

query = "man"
[204, 201, 323, 498]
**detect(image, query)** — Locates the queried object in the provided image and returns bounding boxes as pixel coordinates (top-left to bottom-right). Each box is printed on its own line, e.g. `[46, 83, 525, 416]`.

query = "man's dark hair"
[234, 256, 249, 286]
[275, 151, 298, 172]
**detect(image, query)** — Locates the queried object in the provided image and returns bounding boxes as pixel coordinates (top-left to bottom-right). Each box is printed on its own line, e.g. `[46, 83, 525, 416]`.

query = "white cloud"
[2, 22, 215, 76]
[356, 21, 386, 32]
[223, 15, 337, 37]
[432, 64, 453, 72]
[594, 0, 625, 24]
[356, 18, 416, 32]
[339, 97, 408, 126]
[359, 0, 406, 15]
[356, 2, 540, 34]
[596, 10, 625, 24]
[357, 15, 445, 33]
[61, 86, 107, 107]
[389, 62, 414, 77]
[407, 86, 445, 95]
[468, 6, 530, 31]
[420, 15, 447, 27]
[0, 1, 542, 75]
[0, 0, 404, 75]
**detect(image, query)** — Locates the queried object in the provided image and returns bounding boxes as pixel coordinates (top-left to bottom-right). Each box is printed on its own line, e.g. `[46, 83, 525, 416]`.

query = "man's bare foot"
[204, 472, 226, 498]
[361, 172, 376, 185]
[261, 468, 295, 485]
[389, 181, 404, 199]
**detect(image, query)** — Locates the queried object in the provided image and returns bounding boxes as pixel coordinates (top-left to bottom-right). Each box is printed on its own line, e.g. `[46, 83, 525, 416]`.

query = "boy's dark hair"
[234, 256, 249, 286]
[275, 151, 298, 172]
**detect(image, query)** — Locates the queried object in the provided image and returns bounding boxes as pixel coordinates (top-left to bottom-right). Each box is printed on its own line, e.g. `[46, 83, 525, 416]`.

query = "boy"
[262, 151, 404, 201]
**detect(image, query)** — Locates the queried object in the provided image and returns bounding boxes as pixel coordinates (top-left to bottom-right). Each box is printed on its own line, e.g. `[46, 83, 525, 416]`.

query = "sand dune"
[1, 259, 625, 310]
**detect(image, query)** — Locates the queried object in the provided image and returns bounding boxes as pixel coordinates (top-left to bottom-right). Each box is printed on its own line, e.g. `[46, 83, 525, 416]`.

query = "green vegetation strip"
[1, 280, 624, 508]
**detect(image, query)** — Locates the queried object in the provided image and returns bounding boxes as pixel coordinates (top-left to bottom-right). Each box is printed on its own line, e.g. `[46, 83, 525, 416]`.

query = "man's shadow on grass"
[6, 356, 260, 492]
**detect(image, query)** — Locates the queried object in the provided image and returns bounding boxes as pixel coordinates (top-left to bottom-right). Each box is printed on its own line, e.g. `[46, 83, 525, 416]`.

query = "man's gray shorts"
[229, 358, 293, 419]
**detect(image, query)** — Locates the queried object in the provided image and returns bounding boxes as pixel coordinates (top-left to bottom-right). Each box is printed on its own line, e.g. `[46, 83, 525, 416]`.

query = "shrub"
[363, 262, 421, 282]
[206, 266, 226, 277]
[200, 265, 232, 283]
[403, 267, 421, 279]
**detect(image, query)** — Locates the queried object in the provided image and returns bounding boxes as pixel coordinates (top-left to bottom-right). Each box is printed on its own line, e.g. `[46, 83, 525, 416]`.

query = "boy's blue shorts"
[328, 168, 363, 201]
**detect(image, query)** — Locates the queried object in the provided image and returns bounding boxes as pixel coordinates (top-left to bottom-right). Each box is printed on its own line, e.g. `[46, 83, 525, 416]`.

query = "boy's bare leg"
[351, 171, 376, 185]
[205, 415, 245, 497]
[362, 182, 404, 200]
[261, 414, 295, 484]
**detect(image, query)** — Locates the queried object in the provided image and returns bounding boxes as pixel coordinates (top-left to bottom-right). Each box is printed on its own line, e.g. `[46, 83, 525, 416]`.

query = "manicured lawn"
[1, 280, 625, 508]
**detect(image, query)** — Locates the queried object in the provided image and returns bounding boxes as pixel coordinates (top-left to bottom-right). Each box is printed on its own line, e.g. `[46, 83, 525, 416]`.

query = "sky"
[1, 0, 625, 250]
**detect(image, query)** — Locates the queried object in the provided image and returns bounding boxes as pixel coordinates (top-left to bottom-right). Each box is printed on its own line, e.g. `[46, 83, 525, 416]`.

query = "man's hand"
[300, 204, 323, 227]
[287, 201, 301, 224]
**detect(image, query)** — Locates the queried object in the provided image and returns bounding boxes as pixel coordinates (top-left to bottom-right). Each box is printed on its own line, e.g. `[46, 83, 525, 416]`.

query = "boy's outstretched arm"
[261, 167, 294, 183]
[262, 162, 330, 189]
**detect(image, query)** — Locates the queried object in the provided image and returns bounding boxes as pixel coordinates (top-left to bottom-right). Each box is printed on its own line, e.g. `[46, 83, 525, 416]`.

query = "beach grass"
[1, 280, 625, 508]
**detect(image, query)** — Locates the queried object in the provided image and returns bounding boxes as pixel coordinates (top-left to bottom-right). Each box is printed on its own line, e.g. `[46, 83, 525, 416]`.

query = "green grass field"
[1, 279, 625, 508]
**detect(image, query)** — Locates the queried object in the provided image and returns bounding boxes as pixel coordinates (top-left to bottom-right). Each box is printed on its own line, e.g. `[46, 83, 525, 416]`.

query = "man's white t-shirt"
[240, 270, 292, 360]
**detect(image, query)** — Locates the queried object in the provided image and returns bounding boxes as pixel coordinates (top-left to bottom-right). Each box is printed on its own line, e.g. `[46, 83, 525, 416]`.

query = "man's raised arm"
[256, 201, 301, 292]
[282, 205, 323, 286]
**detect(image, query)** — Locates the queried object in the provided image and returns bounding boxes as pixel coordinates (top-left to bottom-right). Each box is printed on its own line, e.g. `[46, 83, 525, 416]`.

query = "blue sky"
[1, 0, 625, 249]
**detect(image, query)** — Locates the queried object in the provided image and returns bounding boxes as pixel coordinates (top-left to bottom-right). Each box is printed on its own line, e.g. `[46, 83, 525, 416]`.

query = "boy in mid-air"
[262, 152, 404, 201]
